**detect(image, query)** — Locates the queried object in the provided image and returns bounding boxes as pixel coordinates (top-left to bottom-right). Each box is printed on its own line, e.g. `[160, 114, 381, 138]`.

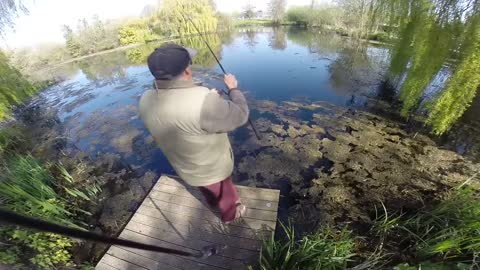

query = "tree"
[242, 3, 256, 19]
[62, 25, 81, 57]
[140, 4, 156, 18]
[269, 27, 287, 50]
[152, 0, 217, 37]
[375, 0, 480, 134]
[61, 16, 120, 57]
[0, 0, 27, 35]
[268, 0, 287, 25]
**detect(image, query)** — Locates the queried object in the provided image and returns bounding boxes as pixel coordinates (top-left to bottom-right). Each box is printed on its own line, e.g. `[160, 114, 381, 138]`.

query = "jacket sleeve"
[200, 89, 250, 133]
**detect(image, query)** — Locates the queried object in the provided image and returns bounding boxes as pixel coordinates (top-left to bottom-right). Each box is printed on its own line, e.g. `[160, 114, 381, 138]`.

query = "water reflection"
[243, 28, 259, 51]
[30, 26, 479, 180]
[38, 27, 392, 170]
[269, 27, 287, 50]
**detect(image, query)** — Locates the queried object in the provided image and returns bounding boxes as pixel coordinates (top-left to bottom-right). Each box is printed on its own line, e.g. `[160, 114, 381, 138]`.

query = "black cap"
[147, 43, 197, 80]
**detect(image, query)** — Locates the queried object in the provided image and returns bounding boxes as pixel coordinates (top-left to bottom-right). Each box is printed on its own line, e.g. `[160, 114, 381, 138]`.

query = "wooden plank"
[108, 246, 181, 270]
[124, 221, 259, 260]
[97, 175, 279, 270]
[130, 212, 262, 250]
[95, 262, 118, 270]
[154, 184, 279, 204]
[147, 192, 278, 221]
[134, 209, 271, 240]
[118, 246, 220, 270]
[119, 230, 250, 270]
[138, 200, 277, 231]
[150, 188, 278, 212]
[99, 254, 147, 270]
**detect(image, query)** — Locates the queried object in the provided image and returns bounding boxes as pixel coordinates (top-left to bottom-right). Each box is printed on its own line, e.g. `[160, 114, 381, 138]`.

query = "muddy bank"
[232, 99, 480, 233]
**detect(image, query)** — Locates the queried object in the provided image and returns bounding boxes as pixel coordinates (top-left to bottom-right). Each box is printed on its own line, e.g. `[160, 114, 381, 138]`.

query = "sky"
[1, 0, 319, 49]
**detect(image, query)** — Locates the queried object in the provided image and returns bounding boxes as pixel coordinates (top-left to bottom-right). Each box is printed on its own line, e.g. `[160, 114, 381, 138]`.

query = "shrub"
[118, 19, 160, 45]
[368, 32, 389, 42]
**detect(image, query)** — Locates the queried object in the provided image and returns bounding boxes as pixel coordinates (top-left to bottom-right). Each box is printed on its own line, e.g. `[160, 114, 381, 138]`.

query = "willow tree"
[150, 0, 217, 37]
[375, 0, 479, 135]
[426, 14, 480, 135]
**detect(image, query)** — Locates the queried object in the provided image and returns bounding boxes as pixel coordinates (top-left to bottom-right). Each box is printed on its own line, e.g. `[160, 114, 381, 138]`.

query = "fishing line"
[0, 209, 220, 259]
[181, 12, 262, 141]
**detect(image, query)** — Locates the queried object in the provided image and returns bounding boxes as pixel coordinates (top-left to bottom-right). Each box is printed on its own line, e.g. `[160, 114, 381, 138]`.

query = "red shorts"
[198, 176, 240, 222]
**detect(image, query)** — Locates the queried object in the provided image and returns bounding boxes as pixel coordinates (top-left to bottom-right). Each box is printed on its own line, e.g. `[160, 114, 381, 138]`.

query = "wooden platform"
[96, 175, 280, 270]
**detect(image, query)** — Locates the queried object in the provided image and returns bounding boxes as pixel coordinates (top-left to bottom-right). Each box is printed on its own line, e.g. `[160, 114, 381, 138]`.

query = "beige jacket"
[139, 79, 249, 186]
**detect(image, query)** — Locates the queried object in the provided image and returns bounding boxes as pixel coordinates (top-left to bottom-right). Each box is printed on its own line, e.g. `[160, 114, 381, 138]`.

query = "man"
[139, 43, 249, 224]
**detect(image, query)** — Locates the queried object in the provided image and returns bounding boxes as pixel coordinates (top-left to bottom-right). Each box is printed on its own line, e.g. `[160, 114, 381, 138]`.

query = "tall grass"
[373, 187, 480, 266]
[259, 224, 356, 270]
[259, 186, 479, 270]
[0, 125, 25, 156]
[401, 187, 480, 259]
[0, 155, 77, 226]
[0, 152, 102, 268]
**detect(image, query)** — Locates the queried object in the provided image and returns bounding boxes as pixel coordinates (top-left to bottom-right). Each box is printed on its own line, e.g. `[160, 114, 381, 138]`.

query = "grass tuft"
[259, 223, 356, 270]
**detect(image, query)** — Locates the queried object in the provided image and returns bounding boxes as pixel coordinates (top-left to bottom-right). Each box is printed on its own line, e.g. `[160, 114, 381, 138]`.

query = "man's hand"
[224, 74, 238, 90]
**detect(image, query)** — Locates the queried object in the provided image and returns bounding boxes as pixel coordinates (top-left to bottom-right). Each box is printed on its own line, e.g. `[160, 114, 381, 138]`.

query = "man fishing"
[139, 43, 249, 224]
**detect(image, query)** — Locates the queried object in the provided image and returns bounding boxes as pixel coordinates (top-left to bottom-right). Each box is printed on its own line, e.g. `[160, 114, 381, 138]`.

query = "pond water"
[34, 27, 390, 177]
[22, 27, 480, 260]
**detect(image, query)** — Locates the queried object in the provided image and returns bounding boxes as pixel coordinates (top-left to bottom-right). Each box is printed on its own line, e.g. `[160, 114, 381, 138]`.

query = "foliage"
[0, 148, 101, 269]
[62, 16, 120, 57]
[118, 18, 160, 45]
[242, 3, 257, 19]
[0, 0, 26, 35]
[7, 44, 73, 81]
[2, 230, 73, 269]
[397, 13, 456, 116]
[151, 0, 217, 37]
[426, 15, 480, 135]
[394, 262, 471, 270]
[287, 6, 343, 29]
[287, 7, 312, 26]
[0, 51, 38, 120]
[0, 125, 25, 156]
[259, 223, 356, 270]
[378, 0, 480, 134]
[0, 155, 76, 226]
[373, 187, 480, 266]
[119, 0, 218, 45]
[216, 12, 234, 32]
[234, 19, 275, 27]
[268, 0, 287, 25]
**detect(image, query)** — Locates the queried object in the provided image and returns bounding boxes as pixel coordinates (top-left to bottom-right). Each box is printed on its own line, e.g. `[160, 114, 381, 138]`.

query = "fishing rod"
[181, 13, 262, 141]
[0, 209, 220, 259]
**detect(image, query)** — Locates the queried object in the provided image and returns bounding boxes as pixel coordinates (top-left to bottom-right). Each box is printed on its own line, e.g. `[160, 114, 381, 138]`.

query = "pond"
[23, 26, 480, 261]
[35, 27, 389, 176]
